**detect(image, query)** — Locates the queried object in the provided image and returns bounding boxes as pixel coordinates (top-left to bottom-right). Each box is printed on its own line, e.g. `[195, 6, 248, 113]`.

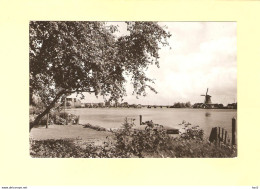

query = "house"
[193, 103, 203, 108]
[66, 97, 81, 108]
[85, 103, 92, 108]
[227, 103, 237, 109]
[80, 104, 85, 108]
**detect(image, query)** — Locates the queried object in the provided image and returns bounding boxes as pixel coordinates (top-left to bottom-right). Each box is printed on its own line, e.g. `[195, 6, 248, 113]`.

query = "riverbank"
[30, 122, 237, 158]
[30, 124, 112, 146]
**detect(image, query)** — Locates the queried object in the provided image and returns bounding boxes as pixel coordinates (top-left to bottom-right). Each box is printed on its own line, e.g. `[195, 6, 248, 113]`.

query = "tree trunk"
[30, 91, 65, 132]
[46, 113, 49, 129]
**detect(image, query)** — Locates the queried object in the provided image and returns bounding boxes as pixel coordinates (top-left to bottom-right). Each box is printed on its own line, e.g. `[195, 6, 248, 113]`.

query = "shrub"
[112, 119, 172, 157]
[29, 105, 44, 115]
[30, 138, 84, 158]
[179, 121, 204, 141]
[30, 119, 237, 158]
[83, 123, 106, 131]
[30, 138, 120, 158]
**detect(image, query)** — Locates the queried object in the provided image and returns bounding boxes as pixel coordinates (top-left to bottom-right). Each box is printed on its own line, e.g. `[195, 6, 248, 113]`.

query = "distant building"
[193, 103, 226, 109]
[92, 103, 99, 108]
[129, 104, 137, 108]
[227, 103, 237, 109]
[105, 101, 112, 107]
[218, 104, 224, 108]
[80, 104, 85, 108]
[66, 98, 81, 108]
[114, 101, 120, 107]
[193, 103, 203, 108]
[85, 103, 92, 108]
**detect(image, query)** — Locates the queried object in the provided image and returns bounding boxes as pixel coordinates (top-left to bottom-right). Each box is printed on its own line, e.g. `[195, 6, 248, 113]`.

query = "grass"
[30, 122, 237, 158]
[30, 124, 112, 146]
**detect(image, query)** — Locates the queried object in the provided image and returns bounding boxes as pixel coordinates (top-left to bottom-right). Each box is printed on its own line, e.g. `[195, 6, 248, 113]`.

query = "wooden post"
[224, 130, 227, 144]
[218, 127, 221, 146]
[77, 116, 80, 124]
[46, 113, 49, 129]
[209, 127, 217, 143]
[232, 117, 237, 145]
[221, 128, 224, 142]
[139, 115, 142, 125]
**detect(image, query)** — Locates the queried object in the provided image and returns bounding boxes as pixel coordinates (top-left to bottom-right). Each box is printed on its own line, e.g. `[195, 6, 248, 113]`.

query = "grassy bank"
[30, 124, 112, 146]
[30, 120, 237, 158]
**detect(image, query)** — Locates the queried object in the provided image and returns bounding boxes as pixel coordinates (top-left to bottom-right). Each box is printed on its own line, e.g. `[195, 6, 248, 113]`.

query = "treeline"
[170, 102, 191, 108]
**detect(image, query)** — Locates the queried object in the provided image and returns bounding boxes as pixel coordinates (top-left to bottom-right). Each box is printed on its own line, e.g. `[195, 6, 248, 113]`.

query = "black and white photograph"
[29, 21, 237, 158]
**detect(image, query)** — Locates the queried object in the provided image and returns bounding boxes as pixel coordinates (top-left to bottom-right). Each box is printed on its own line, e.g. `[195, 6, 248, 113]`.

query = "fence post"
[224, 130, 227, 144]
[77, 116, 80, 124]
[209, 127, 217, 143]
[139, 115, 142, 125]
[221, 128, 224, 142]
[217, 127, 221, 146]
[232, 117, 237, 145]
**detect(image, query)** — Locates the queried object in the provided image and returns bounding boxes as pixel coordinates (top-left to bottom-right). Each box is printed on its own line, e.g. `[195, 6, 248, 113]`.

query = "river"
[66, 108, 237, 137]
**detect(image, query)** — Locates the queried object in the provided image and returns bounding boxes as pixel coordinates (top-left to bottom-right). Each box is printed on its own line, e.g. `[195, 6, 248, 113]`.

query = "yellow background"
[0, 0, 259, 186]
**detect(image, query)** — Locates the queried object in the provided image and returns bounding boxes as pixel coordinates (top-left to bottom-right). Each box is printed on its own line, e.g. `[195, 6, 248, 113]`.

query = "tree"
[30, 21, 171, 131]
[185, 102, 191, 108]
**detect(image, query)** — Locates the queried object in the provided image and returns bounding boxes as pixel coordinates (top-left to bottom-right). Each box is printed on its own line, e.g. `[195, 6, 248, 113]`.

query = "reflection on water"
[205, 112, 211, 117]
[67, 108, 237, 137]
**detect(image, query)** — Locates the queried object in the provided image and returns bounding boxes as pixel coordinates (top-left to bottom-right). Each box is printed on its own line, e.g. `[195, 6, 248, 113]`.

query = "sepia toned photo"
[29, 21, 237, 158]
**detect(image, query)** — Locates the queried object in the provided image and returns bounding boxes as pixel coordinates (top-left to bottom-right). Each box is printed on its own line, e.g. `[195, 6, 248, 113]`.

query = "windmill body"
[201, 88, 212, 108]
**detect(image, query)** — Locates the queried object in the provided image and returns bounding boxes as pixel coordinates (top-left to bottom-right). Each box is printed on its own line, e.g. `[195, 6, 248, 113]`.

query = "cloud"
[81, 22, 237, 106]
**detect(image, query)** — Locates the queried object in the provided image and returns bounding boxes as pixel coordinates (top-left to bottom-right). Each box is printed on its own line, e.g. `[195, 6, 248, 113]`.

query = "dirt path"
[30, 124, 113, 145]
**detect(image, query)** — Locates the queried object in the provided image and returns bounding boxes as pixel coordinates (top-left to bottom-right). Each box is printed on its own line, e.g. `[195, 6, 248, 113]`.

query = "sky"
[70, 22, 237, 106]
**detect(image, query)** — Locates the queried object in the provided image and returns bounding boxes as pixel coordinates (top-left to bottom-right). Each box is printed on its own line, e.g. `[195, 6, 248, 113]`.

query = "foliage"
[48, 111, 79, 125]
[30, 110, 79, 126]
[29, 21, 171, 129]
[179, 121, 204, 141]
[29, 105, 45, 115]
[83, 123, 106, 131]
[30, 138, 87, 158]
[30, 120, 236, 158]
[171, 102, 191, 108]
[166, 138, 236, 158]
[111, 119, 172, 157]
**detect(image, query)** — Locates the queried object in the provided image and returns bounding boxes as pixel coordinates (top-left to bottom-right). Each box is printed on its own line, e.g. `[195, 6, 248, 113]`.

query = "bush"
[179, 121, 204, 141]
[83, 123, 106, 131]
[30, 138, 120, 158]
[30, 138, 84, 158]
[29, 105, 44, 115]
[52, 112, 79, 125]
[112, 119, 172, 157]
[30, 119, 237, 158]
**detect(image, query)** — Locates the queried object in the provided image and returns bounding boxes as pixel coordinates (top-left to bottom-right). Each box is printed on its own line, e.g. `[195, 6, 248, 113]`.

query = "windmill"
[201, 88, 212, 108]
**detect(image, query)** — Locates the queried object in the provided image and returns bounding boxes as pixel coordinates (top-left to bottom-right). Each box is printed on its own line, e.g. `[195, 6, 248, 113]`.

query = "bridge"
[142, 105, 170, 108]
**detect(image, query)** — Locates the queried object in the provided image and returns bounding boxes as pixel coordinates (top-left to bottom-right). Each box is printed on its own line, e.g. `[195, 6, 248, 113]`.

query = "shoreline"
[30, 122, 180, 145]
[30, 124, 112, 146]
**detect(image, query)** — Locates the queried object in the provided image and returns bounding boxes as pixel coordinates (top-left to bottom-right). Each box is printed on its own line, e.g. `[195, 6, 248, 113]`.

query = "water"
[66, 108, 237, 137]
